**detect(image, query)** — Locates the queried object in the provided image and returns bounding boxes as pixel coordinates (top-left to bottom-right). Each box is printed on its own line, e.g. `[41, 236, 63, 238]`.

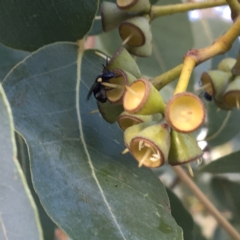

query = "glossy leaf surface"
[0, 85, 43, 240]
[0, 0, 98, 51]
[3, 42, 183, 240]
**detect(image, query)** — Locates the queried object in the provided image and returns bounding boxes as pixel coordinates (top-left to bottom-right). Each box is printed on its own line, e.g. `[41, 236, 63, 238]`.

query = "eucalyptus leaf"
[0, 43, 29, 81]
[3, 42, 183, 240]
[166, 189, 194, 240]
[201, 150, 240, 173]
[0, 85, 43, 240]
[210, 177, 240, 222]
[16, 133, 56, 240]
[0, 0, 98, 51]
[204, 106, 240, 148]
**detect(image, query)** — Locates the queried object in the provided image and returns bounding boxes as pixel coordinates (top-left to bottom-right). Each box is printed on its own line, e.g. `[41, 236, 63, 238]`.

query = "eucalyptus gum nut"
[168, 130, 203, 166]
[232, 54, 240, 76]
[200, 70, 230, 98]
[123, 78, 166, 115]
[165, 92, 205, 133]
[118, 111, 162, 131]
[213, 97, 233, 111]
[101, 2, 132, 32]
[124, 121, 156, 147]
[106, 69, 136, 104]
[223, 77, 240, 108]
[217, 58, 236, 72]
[125, 36, 152, 57]
[108, 47, 141, 78]
[97, 101, 124, 124]
[119, 16, 151, 47]
[116, 0, 151, 13]
[129, 124, 170, 168]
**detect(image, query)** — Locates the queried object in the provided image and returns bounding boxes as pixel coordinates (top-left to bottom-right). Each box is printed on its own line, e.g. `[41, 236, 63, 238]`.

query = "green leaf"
[3, 42, 183, 240]
[205, 107, 240, 148]
[0, 85, 43, 240]
[210, 177, 240, 222]
[16, 133, 56, 240]
[166, 189, 194, 240]
[201, 150, 240, 173]
[0, 0, 98, 51]
[0, 43, 29, 81]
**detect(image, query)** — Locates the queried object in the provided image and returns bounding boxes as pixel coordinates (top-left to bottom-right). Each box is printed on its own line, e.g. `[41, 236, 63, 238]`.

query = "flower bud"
[108, 47, 142, 78]
[119, 16, 151, 47]
[97, 101, 124, 123]
[123, 78, 166, 115]
[118, 111, 162, 131]
[101, 2, 132, 32]
[106, 69, 136, 104]
[168, 130, 203, 165]
[116, 0, 151, 13]
[165, 92, 205, 133]
[129, 123, 170, 168]
[223, 76, 240, 108]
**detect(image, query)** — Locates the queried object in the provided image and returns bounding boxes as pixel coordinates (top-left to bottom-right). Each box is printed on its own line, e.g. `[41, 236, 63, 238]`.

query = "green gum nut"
[200, 70, 230, 99]
[108, 47, 141, 78]
[129, 123, 170, 168]
[106, 69, 136, 104]
[125, 33, 152, 57]
[117, 111, 162, 131]
[231, 52, 240, 76]
[223, 76, 240, 108]
[97, 101, 124, 124]
[168, 130, 203, 166]
[124, 121, 156, 147]
[119, 16, 151, 48]
[101, 2, 133, 32]
[213, 97, 233, 111]
[165, 92, 205, 133]
[116, 0, 151, 13]
[217, 58, 236, 73]
[123, 78, 166, 115]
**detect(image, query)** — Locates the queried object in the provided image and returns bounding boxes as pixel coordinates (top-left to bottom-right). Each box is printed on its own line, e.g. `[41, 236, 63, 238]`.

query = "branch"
[150, 64, 183, 90]
[173, 166, 240, 240]
[150, 0, 227, 21]
[175, 15, 240, 93]
[226, 0, 240, 20]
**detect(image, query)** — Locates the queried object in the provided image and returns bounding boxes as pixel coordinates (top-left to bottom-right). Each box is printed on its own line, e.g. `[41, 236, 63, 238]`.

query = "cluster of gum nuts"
[101, 0, 154, 57]
[201, 57, 240, 110]
[95, 47, 209, 176]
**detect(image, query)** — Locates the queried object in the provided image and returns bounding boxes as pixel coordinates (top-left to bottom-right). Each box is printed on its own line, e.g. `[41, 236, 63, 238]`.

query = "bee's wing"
[86, 81, 98, 101]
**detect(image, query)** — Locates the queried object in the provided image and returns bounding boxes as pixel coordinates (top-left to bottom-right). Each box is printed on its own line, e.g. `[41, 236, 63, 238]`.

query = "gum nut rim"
[106, 69, 127, 103]
[130, 137, 165, 168]
[123, 79, 149, 113]
[165, 92, 206, 133]
[117, 115, 143, 131]
[116, 0, 138, 8]
[119, 22, 145, 47]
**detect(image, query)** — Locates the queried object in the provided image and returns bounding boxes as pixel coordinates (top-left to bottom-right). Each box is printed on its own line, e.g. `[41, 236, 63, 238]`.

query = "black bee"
[86, 63, 118, 103]
[199, 91, 212, 101]
[203, 91, 212, 101]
